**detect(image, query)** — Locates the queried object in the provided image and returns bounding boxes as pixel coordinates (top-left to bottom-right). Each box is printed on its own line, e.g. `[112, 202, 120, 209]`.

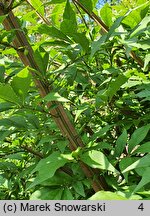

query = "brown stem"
[73, 1, 93, 41]
[0, 5, 108, 192]
[22, 145, 44, 158]
[130, 50, 144, 68]
[72, 0, 108, 33]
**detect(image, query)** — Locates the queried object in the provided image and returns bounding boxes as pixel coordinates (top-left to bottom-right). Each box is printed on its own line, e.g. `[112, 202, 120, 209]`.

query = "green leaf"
[80, 150, 119, 174]
[106, 6, 142, 40]
[57, 140, 68, 153]
[97, 142, 113, 151]
[44, 92, 69, 102]
[72, 33, 89, 52]
[100, 3, 112, 27]
[48, 0, 66, 4]
[51, 4, 65, 27]
[0, 65, 5, 83]
[61, 188, 74, 200]
[123, 3, 149, 29]
[25, 114, 40, 129]
[0, 175, 5, 185]
[11, 68, 31, 101]
[0, 15, 6, 23]
[143, 53, 150, 71]
[80, 0, 93, 13]
[37, 24, 71, 42]
[0, 162, 17, 171]
[136, 90, 150, 98]
[10, 116, 28, 128]
[63, 0, 76, 21]
[106, 16, 124, 40]
[29, 0, 44, 16]
[128, 124, 150, 153]
[123, 38, 150, 50]
[66, 65, 77, 84]
[0, 83, 21, 105]
[34, 47, 49, 75]
[76, 71, 88, 84]
[138, 39, 150, 50]
[91, 125, 112, 141]
[105, 74, 128, 101]
[27, 152, 68, 189]
[114, 129, 128, 157]
[60, 19, 77, 35]
[90, 34, 107, 58]
[42, 40, 70, 47]
[0, 102, 14, 112]
[41, 171, 72, 186]
[60, 0, 77, 35]
[133, 142, 150, 154]
[73, 181, 85, 197]
[0, 130, 14, 142]
[122, 154, 150, 173]
[74, 107, 87, 122]
[133, 167, 150, 193]
[0, 116, 27, 129]
[30, 188, 63, 200]
[5, 152, 25, 160]
[119, 157, 138, 181]
[89, 191, 127, 200]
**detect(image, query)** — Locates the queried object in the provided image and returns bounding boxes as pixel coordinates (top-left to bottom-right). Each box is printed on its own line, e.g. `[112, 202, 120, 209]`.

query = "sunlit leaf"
[47, 0, 66, 4]
[0, 83, 21, 105]
[80, 150, 119, 174]
[100, 3, 112, 27]
[128, 124, 150, 153]
[44, 92, 69, 102]
[30, 188, 63, 200]
[143, 53, 150, 71]
[37, 24, 71, 42]
[133, 167, 150, 193]
[28, 0, 44, 16]
[27, 152, 69, 189]
[91, 125, 112, 141]
[89, 191, 127, 200]
[133, 142, 150, 154]
[123, 4, 149, 29]
[122, 154, 150, 173]
[11, 67, 31, 101]
[119, 157, 138, 181]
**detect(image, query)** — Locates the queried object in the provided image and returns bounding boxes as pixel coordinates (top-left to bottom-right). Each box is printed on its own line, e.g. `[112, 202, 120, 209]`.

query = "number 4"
[138, 203, 144, 211]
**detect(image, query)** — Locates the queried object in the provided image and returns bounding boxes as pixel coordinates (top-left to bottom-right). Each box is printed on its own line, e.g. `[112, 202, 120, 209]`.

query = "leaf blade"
[80, 150, 119, 174]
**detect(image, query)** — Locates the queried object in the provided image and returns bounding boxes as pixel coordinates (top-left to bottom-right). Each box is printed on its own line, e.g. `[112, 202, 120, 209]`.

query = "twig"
[25, 0, 50, 25]
[73, 0, 93, 41]
[21, 145, 44, 158]
[72, 0, 144, 68]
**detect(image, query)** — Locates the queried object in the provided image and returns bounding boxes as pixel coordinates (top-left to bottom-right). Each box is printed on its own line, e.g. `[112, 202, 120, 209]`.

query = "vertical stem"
[0, 4, 108, 192]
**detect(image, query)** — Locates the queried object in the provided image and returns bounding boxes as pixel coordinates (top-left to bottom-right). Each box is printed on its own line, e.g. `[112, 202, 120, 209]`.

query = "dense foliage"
[0, 0, 150, 200]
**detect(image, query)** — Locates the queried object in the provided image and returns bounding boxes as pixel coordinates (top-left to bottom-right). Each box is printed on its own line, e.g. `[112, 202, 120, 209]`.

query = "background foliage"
[0, 0, 150, 200]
